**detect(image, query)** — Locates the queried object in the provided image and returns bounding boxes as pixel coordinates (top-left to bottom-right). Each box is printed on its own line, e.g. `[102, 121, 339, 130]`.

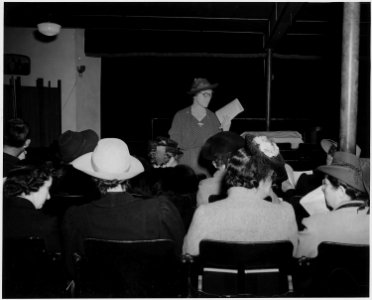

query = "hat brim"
[188, 83, 219, 95]
[317, 165, 365, 192]
[72, 152, 144, 180]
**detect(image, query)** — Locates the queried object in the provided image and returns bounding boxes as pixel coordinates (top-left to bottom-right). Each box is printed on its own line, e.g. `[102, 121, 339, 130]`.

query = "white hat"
[72, 138, 144, 180]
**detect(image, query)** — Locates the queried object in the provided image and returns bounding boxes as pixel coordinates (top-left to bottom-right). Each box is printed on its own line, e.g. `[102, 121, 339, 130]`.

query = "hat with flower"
[245, 134, 287, 181]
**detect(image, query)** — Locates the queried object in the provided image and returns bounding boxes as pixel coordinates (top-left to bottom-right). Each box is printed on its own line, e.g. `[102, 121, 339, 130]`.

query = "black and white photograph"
[2, 1, 370, 298]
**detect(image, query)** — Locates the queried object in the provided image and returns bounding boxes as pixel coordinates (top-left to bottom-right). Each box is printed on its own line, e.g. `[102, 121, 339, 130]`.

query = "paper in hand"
[215, 99, 244, 123]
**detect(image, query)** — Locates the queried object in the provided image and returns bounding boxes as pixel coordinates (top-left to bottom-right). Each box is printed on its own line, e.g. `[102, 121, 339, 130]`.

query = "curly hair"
[225, 147, 275, 190]
[4, 118, 30, 148]
[92, 178, 126, 195]
[4, 164, 53, 197]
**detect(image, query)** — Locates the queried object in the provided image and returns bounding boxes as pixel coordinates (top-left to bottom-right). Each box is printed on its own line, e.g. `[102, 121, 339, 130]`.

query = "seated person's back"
[62, 138, 185, 277]
[183, 136, 298, 256]
[296, 152, 370, 258]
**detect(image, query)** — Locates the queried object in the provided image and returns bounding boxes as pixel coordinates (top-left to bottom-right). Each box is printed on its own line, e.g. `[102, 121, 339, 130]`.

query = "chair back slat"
[193, 239, 294, 297]
[200, 239, 293, 269]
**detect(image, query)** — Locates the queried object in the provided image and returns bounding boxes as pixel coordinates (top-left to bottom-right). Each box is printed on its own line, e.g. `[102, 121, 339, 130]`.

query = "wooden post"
[265, 48, 272, 131]
[339, 2, 360, 154]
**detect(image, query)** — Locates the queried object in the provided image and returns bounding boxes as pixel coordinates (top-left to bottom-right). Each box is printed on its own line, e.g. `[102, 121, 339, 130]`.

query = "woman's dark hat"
[188, 78, 218, 95]
[317, 151, 365, 192]
[245, 134, 287, 182]
[201, 131, 244, 161]
[58, 129, 99, 163]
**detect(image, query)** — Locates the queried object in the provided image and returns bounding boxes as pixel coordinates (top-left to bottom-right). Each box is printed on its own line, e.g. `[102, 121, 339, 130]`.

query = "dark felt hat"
[245, 134, 287, 182]
[201, 131, 245, 161]
[317, 151, 365, 192]
[58, 129, 99, 163]
[188, 78, 218, 95]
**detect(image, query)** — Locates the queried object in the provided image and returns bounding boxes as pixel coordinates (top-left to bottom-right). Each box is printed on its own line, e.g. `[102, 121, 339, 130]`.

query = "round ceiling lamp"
[37, 22, 61, 36]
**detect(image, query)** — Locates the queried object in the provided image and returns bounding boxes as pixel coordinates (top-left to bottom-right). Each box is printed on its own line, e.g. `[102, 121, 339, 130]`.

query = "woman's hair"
[4, 163, 53, 197]
[214, 152, 234, 169]
[225, 148, 275, 190]
[92, 178, 126, 195]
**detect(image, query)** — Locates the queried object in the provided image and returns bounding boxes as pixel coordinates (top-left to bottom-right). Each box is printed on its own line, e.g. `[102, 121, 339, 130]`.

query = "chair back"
[313, 242, 369, 296]
[194, 240, 294, 297]
[3, 236, 66, 298]
[75, 238, 184, 297]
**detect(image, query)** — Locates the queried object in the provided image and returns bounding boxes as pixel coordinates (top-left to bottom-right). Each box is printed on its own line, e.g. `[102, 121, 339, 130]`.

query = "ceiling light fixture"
[37, 22, 61, 36]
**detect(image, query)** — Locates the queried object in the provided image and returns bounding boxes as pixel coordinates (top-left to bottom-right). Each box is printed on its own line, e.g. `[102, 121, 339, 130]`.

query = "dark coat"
[3, 153, 20, 177]
[62, 192, 185, 277]
[3, 196, 61, 252]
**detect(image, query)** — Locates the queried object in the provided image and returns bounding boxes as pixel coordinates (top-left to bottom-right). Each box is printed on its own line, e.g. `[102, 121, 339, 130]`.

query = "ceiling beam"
[265, 3, 304, 49]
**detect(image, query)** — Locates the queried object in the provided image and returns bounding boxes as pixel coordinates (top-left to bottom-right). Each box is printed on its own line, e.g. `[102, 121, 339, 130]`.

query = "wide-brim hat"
[72, 138, 144, 181]
[58, 129, 99, 163]
[320, 139, 361, 157]
[201, 131, 244, 161]
[317, 151, 365, 192]
[188, 78, 218, 95]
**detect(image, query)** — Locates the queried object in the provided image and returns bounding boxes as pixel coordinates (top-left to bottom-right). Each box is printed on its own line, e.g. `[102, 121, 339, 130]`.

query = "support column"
[339, 2, 360, 154]
[265, 48, 272, 131]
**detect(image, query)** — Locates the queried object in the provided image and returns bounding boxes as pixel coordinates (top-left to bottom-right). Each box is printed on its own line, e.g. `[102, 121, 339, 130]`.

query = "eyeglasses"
[201, 91, 213, 97]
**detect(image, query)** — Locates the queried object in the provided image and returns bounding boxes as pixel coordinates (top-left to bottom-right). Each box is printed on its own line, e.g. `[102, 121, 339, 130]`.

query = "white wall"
[4, 27, 101, 136]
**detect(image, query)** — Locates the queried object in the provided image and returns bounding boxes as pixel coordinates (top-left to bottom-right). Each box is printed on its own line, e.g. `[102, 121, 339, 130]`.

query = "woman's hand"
[220, 115, 232, 131]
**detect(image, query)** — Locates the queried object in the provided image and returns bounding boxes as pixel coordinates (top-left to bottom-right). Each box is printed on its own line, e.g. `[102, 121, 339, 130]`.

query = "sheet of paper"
[215, 98, 244, 123]
[300, 186, 330, 215]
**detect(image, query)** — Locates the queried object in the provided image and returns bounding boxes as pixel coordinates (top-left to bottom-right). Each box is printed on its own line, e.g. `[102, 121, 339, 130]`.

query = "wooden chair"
[302, 242, 369, 297]
[186, 240, 295, 297]
[2, 236, 68, 298]
[73, 238, 187, 298]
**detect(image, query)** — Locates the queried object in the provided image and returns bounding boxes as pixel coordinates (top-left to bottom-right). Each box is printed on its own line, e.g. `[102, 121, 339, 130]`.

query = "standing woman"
[169, 78, 230, 176]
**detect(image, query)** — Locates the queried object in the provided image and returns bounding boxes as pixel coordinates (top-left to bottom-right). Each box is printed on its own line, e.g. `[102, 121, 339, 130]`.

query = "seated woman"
[148, 136, 183, 168]
[296, 152, 369, 258]
[196, 131, 244, 207]
[62, 138, 185, 277]
[3, 163, 60, 252]
[183, 136, 298, 256]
